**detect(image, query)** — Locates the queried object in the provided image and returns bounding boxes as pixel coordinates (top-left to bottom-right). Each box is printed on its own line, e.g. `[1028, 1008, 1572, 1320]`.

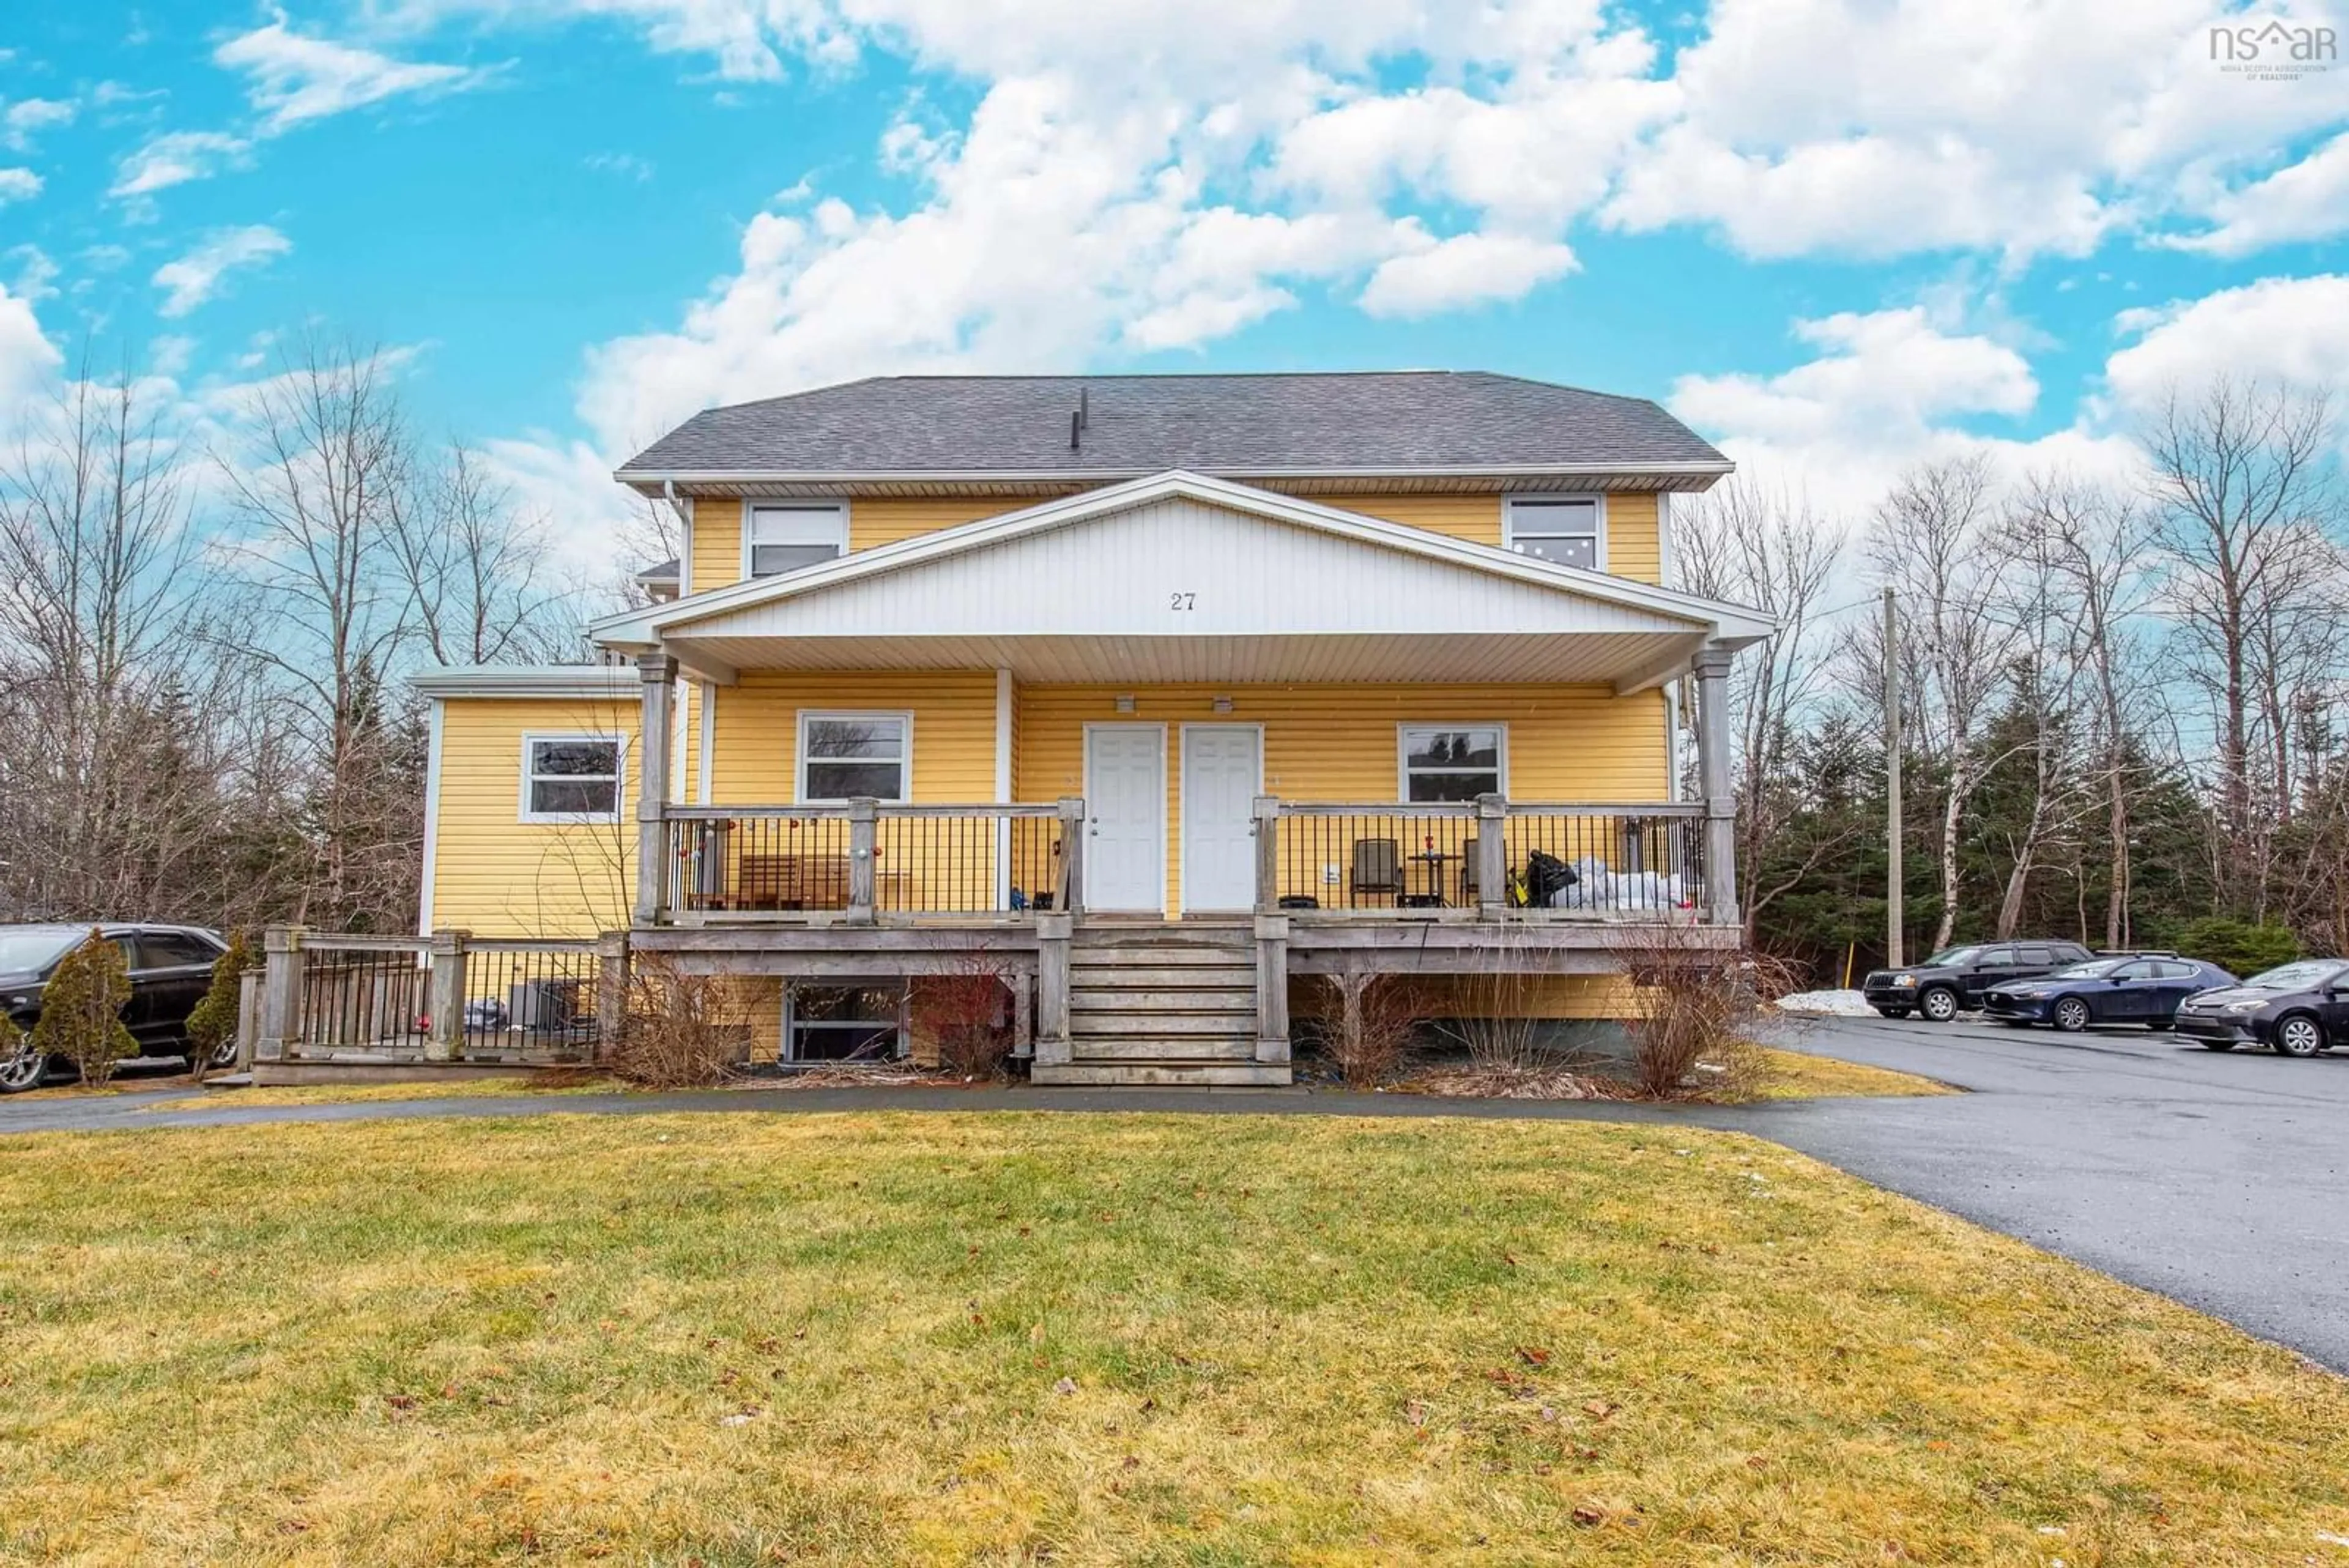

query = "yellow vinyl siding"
[1601, 493, 1661, 584]
[1321, 494, 1502, 546]
[428, 697, 639, 939]
[704, 671, 998, 802]
[683, 488, 1666, 592]
[1014, 681, 1668, 914]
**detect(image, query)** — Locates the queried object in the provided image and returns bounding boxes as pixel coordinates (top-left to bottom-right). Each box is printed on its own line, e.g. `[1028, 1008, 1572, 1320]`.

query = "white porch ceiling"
[664, 629, 1707, 686]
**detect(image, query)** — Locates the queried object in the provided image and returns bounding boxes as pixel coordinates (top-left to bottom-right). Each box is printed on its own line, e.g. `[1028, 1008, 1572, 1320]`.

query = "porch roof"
[590, 470, 1775, 693]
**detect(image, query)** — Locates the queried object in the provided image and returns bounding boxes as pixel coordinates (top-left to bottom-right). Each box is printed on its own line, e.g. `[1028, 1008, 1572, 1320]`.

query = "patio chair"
[1350, 836, 1403, 907]
[1460, 835, 1479, 904]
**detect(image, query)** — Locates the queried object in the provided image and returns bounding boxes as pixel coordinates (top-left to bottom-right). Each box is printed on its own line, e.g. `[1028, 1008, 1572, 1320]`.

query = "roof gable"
[593, 471, 1772, 652]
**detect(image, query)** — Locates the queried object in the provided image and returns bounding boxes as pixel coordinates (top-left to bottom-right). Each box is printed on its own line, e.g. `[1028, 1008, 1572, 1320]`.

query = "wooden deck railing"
[1252, 796, 1716, 920]
[653, 799, 1086, 923]
[253, 928, 622, 1067]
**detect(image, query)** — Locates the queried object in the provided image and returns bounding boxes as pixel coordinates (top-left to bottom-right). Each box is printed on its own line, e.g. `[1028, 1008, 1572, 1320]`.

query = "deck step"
[1069, 986, 1256, 1011]
[1066, 943, 1254, 964]
[1031, 1059, 1290, 1087]
[1054, 1036, 1258, 1060]
[1072, 963, 1254, 987]
[1069, 1009, 1256, 1036]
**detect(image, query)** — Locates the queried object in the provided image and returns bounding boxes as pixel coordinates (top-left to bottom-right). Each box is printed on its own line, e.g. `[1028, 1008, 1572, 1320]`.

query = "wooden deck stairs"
[1030, 920, 1288, 1087]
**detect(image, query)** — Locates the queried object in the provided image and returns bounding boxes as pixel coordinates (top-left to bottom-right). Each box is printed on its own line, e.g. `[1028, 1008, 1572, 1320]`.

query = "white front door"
[1181, 726, 1261, 912]
[1084, 725, 1165, 913]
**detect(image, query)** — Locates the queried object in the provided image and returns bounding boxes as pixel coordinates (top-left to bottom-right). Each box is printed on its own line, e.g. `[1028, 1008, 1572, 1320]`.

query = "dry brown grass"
[1, 1112, 2344, 1565]
[1750, 1046, 1959, 1101]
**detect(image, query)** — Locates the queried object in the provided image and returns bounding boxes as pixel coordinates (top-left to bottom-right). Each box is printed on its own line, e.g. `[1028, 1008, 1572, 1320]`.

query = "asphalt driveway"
[9, 1014, 2347, 1369]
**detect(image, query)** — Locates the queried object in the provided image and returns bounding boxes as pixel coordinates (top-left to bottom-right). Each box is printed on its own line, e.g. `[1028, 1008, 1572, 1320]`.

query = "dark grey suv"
[0, 924, 229, 1091]
[1862, 939, 2098, 1022]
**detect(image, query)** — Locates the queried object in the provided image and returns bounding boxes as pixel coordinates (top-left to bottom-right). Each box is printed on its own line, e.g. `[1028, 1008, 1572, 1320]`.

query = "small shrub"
[612, 954, 756, 1089]
[910, 957, 1015, 1079]
[2172, 916, 2299, 979]
[1612, 921, 1799, 1101]
[33, 931, 138, 1090]
[185, 929, 256, 1069]
[1317, 973, 1427, 1088]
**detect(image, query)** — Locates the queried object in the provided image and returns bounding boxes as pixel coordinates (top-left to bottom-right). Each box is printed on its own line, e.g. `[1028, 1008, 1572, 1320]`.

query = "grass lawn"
[2, 1113, 2343, 1566]
[1749, 1046, 1957, 1100]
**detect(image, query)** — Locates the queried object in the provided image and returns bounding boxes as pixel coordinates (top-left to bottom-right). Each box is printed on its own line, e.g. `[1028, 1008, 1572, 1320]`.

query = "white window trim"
[1503, 494, 1608, 572]
[1395, 723, 1509, 803]
[518, 731, 628, 825]
[795, 709, 914, 803]
[741, 499, 849, 580]
[782, 982, 908, 1065]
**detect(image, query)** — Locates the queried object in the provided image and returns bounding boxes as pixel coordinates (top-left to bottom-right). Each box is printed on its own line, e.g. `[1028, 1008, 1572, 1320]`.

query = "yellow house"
[414, 372, 1770, 1084]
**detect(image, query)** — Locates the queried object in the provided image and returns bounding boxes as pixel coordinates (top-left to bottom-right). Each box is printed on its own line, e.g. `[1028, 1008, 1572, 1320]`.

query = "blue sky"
[1, 0, 2345, 552]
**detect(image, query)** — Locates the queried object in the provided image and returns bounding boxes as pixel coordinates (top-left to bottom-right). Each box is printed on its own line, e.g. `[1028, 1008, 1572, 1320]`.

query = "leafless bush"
[911, 953, 1017, 1079]
[1442, 924, 1557, 1071]
[612, 953, 757, 1089]
[1316, 972, 1428, 1087]
[1612, 920, 1800, 1101]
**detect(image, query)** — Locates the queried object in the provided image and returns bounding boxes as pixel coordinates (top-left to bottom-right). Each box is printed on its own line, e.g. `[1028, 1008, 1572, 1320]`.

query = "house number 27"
[1168, 591, 1197, 611]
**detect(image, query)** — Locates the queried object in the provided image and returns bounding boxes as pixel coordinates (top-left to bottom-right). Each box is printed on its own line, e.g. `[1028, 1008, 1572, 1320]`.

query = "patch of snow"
[1776, 988, 1873, 1016]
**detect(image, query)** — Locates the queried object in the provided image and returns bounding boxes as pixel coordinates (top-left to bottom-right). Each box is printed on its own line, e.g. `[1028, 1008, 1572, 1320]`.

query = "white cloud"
[0, 168, 40, 204]
[2165, 133, 2349, 255]
[1605, 0, 2349, 262]
[215, 20, 500, 133]
[110, 129, 253, 198]
[2, 97, 76, 150]
[1358, 229, 1577, 318]
[2104, 274, 2349, 410]
[478, 434, 648, 571]
[1665, 305, 2142, 513]
[0, 279, 62, 427]
[585, 151, 655, 180]
[150, 225, 292, 318]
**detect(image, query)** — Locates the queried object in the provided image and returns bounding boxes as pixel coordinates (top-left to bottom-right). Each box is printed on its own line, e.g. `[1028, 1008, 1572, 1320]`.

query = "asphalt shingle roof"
[617, 372, 1726, 477]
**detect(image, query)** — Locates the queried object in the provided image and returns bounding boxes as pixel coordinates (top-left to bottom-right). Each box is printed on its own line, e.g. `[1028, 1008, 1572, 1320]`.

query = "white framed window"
[519, 733, 625, 823]
[743, 502, 848, 579]
[1504, 496, 1606, 571]
[797, 711, 911, 802]
[1398, 724, 1506, 803]
[784, 983, 907, 1063]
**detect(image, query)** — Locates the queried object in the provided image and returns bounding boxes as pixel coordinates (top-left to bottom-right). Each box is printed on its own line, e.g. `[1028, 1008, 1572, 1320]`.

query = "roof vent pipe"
[1069, 409, 1082, 451]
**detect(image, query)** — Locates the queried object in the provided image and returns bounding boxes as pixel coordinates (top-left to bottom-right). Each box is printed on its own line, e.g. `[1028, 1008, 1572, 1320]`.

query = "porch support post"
[258, 924, 303, 1063]
[847, 797, 879, 925]
[1253, 913, 1291, 1065]
[1475, 793, 1508, 915]
[1035, 912, 1073, 1065]
[1693, 643, 1739, 929]
[426, 929, 467, 1062]
[1252, 795, 1280, 913]
[595, 930, 630, 1062]
[1055, 796, 1086, 914]
[632, 652, 679, 926]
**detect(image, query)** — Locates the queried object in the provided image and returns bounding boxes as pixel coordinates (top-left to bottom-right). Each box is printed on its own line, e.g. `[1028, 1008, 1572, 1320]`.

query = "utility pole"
[1883, 587, 1904, 968]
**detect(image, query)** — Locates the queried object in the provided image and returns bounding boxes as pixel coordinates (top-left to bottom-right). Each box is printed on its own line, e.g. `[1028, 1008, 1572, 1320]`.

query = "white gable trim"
[590, 470, 1775, 648]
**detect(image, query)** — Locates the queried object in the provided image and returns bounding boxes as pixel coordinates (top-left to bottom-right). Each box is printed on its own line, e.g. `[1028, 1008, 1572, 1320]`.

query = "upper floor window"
[1399, 725, 1505, 802]
[745, 503, 848, 579]
[798, 712, 910, 802]
[1504, 496, 1605, 571]
[521, 734, 625, 823]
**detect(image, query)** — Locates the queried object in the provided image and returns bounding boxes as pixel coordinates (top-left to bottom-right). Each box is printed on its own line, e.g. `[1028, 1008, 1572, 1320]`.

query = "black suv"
[1863, 940, 2097, 1022]
[0, 923, 229, 1092]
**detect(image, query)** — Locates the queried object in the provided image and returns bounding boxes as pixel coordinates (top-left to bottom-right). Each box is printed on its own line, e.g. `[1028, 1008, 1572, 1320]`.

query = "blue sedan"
[1981, 954, 2240, 1032]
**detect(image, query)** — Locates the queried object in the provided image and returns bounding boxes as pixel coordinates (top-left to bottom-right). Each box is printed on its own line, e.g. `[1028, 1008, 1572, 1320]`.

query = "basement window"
[1504, 496, 1605, 570]
[520, 734, 625, 822]
[785, 984, 906, 1063]
[1399, 726, 1505, 803]
[744, 503, 848, 578]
